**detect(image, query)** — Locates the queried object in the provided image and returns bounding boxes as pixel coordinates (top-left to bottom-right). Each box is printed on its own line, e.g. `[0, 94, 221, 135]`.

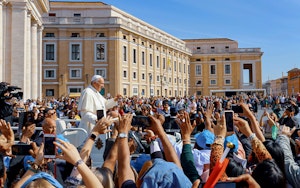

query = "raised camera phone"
[12, 144, 33, 155]
[224, 110, 234, 132]
[190, 113, 198, 125]
[231, 105, 243, 113]
[97, 109, 104, 120]
[131, 116, 151, 128]
[44, 134, 56, 158]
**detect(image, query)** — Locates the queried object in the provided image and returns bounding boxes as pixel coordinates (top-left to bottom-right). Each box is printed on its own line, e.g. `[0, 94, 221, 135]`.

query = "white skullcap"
[91, 75, 102, 82]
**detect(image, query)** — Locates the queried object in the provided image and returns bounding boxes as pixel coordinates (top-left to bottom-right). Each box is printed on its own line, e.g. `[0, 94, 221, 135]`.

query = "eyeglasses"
[48, 111, 56, 116]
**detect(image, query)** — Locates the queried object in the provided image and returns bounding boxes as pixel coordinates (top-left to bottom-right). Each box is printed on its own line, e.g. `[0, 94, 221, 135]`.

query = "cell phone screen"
[97, 110, 104, 120]
[44, 134, 56, 158]
[131, 116, 151, 128]
[12, 144, 33, 155]
[225, 110, 234, 132]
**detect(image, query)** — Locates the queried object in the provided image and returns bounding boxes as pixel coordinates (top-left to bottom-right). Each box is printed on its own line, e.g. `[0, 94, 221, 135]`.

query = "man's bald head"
[42, 118, 56, 134]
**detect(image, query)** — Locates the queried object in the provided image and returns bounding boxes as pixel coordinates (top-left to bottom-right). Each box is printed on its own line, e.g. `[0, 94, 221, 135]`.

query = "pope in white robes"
[78, 75, 118, 133]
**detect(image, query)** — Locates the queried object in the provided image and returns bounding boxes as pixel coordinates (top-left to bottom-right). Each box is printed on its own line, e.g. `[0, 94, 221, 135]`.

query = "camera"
[0, 82, 22, 100]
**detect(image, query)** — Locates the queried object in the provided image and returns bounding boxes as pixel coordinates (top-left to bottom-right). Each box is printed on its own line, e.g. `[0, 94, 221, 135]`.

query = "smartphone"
[224, 110, 234, 132]
[190, 113, 198, 124]
[231, 105, 243, 113]
[97, 109, 104, 120]
[131, 116, 151, 128]
[44, 134, 56, 158]
[12, 144, 33, 155]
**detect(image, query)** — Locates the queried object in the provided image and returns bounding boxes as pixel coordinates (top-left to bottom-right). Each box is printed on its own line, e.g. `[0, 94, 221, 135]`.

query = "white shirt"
[77, 85, 117, 133]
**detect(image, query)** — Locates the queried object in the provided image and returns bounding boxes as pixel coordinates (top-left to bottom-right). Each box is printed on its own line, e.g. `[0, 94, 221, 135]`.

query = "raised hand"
[214, 114, 227, 138]
[0, 119, 14, 142]
[35, 143, 44, 165]
[92, 116, 114, 136]
[202, 102, 214, 119]
[148, 114, 165, 137]
[176, 112, 196, 140]
[117, 114, 133, 134]
[233, 116, 252, 137]
[54, 138, 81, 165]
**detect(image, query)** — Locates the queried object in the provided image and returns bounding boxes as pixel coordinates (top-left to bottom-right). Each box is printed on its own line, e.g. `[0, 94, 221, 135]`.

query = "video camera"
[0, 82, 23, 100]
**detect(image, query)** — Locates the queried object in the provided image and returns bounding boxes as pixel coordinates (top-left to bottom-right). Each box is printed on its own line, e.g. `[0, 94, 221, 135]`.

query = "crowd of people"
[1, 79, 300, 187]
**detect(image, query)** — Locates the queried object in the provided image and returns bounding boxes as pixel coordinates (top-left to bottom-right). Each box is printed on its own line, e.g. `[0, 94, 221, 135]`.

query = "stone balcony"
[192, 48, 261, 54]
[43, 17, 120, 25]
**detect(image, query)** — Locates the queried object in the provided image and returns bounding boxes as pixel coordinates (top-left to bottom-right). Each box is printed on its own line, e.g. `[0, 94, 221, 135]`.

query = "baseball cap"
[195, 130, 215, 150]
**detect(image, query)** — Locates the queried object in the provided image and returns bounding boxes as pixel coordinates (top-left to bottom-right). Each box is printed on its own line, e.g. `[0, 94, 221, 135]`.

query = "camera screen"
[131, 116, 151, 128]
[44, 136, 56, 157]
[12, 145, 32, 155]
[225, 111, 234, 132]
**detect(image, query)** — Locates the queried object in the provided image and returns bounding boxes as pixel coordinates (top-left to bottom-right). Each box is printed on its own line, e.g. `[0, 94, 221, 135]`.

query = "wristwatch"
[90, 133, 97, 141]
[118, 132, 128, 138]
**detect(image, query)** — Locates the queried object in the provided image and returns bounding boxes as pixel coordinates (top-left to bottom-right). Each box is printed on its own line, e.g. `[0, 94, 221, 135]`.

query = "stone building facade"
[0, 0, 49, 99]
[42, 1, 191, 98]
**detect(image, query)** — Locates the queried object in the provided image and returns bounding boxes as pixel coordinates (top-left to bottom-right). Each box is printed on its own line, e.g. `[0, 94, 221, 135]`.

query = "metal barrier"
[11, 126, 43, 131]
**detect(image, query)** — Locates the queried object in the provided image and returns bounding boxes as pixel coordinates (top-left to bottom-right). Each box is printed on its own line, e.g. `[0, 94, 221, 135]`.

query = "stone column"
[25, 10, 32, 99]
[252, 62, 256, 88]
[37, 26, 43, 99]
[10, 2, 27, 97]
[31, 22, 38, 99]
[0, 1, 4, 81]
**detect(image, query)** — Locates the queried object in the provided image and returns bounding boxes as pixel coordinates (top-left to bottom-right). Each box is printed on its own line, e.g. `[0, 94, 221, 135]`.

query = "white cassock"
[77, 85, 117, 133]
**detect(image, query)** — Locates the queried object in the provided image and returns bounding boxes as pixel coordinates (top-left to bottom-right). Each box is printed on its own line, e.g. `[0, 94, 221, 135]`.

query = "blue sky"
[53, 0, 300, 83]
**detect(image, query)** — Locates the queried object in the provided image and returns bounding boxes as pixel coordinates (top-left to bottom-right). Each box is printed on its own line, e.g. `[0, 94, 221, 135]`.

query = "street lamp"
[148, 73, 152, 97]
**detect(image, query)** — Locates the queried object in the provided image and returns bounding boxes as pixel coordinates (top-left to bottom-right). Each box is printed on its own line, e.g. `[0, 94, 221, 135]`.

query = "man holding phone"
[34, 118, 72, 184]
[78, 75, 122, 133]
